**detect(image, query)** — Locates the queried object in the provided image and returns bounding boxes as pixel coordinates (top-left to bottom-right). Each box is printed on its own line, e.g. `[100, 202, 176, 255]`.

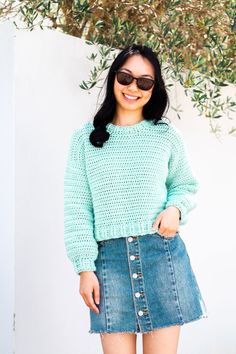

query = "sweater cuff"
[72, 258, 96, 275]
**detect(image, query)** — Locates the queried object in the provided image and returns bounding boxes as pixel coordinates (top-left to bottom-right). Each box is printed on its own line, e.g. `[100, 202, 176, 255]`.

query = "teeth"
[124, 94, 138, 100]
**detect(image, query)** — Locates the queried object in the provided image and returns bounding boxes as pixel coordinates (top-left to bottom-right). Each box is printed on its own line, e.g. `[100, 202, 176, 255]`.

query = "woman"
[64, 44, 208, 354]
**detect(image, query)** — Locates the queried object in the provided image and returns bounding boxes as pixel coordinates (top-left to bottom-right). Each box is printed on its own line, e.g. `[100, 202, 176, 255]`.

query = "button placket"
[126, 236, 153, 332]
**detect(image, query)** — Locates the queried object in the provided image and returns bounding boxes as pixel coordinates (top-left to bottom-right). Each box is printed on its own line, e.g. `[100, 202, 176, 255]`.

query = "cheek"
[113, 82, 120, 99]
[113, 81, 117, 93]
[114, 81, 123, 97]
[142, 91, 153, 104]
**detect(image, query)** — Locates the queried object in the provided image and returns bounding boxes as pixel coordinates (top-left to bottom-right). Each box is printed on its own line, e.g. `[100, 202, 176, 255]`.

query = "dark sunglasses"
[115, 70, 155, 91]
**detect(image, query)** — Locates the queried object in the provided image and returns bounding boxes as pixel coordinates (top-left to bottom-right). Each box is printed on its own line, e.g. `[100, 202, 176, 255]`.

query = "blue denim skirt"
[89, 231, 208, 334]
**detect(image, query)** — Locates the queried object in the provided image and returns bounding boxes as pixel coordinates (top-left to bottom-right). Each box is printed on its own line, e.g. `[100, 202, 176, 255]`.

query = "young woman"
[64, 44, 208, 354]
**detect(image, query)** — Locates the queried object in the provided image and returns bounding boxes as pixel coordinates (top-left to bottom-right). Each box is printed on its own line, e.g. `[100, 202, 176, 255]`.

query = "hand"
[79, 271, 100, 314]
[152, 206, 180, 237]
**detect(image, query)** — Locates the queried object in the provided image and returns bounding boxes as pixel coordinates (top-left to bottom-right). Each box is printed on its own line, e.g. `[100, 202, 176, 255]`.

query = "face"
[113, 54, 155, 114]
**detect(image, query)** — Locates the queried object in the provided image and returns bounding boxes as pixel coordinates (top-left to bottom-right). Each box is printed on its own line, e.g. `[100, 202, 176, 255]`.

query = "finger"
[160, 229, 178, 237]
[152, 216, 162, 230]
[86, 293, 100, 314]
[93, 284, 100, 305]
[160, 227, 167, 235]
[80, 292, 97, 311]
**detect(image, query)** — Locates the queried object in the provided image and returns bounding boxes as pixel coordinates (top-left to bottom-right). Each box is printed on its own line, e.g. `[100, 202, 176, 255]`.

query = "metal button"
[135, 292, 141, 298]
[132, 273, 138, 279]
[130, 255, 135, 260]
[138, 310, 144, 316]
[128, 237, 133, 242]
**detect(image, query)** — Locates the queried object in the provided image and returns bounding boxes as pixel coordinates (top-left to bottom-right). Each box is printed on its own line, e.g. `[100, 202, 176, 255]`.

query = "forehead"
[119, 54, 155, 78]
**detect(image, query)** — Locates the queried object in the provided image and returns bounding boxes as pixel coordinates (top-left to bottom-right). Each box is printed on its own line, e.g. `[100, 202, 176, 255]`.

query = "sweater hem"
[94, 220, 159, 241]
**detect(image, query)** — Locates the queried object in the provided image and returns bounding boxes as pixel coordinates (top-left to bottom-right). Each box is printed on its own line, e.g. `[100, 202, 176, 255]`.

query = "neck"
[113, 108, 144, 126]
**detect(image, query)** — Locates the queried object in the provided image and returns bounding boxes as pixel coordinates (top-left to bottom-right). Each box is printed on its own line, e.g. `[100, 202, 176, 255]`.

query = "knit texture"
[64, 119, 199, 275]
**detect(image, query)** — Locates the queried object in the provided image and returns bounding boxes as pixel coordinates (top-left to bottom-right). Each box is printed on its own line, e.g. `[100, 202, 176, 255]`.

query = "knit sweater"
[64, 119, 199, 275]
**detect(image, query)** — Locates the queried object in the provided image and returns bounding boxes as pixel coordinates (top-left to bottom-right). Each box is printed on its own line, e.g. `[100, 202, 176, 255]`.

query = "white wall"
[1, 23, 236, 354]
[0, 21, 15, 354]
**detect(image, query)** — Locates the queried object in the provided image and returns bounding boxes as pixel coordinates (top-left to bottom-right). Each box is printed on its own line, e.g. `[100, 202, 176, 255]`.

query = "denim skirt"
[89, 231, 208, 334]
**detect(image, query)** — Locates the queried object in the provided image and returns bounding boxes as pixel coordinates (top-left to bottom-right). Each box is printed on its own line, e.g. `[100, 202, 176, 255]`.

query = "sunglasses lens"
[137, 78, 154, 90]
[116, 72, 133, 85]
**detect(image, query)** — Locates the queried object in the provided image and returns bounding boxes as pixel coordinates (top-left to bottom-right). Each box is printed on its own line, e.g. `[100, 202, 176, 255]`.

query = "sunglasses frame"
[115, 70, 155, 91]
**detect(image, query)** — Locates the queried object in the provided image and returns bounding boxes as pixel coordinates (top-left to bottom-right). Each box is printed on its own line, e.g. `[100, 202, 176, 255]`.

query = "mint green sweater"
[64, 119, 199, 275]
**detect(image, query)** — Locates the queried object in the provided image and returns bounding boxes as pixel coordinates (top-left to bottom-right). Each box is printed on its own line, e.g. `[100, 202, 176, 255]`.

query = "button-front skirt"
[89, 232, 208, 334]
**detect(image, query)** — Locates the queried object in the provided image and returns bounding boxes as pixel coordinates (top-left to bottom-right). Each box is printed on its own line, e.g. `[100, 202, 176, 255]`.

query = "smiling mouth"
[123, 93, 140, 100]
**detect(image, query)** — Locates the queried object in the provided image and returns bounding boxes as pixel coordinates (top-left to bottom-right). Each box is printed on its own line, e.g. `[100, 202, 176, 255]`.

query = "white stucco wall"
[1, 21, 236, 354]
[0, 20, 15, 354]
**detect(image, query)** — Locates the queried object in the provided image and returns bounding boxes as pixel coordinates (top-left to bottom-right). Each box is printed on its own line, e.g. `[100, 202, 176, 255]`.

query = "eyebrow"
[120, 68, 154, 80]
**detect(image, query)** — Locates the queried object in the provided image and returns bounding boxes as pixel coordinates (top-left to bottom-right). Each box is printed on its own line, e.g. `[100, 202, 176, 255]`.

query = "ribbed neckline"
[106, 119, 152, 133]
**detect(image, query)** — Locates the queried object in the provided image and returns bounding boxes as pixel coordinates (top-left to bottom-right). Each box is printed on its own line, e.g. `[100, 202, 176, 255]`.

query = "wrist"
[79, 271, 94, 276]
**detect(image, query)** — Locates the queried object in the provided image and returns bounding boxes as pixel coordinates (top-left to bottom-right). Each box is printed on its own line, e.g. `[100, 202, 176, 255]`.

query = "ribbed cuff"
[73, 258, 96, 275]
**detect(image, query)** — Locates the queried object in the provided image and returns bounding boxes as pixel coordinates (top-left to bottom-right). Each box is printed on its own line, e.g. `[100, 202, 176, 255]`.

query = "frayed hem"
[89, 330, 137, 334]
[89, 314, 208, 336]
[181, 313, 209, 325]
[142, 314, 208, 334]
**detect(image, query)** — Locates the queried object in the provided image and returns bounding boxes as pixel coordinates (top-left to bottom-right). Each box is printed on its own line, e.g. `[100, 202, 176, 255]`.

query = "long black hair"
[89, 44, 170, 147]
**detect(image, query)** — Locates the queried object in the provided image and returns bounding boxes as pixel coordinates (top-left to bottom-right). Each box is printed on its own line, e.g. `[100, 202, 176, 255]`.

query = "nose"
[127, 79, 139, 91]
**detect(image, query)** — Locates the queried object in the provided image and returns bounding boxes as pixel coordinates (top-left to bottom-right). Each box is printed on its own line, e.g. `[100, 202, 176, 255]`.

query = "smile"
[123, 93, 140, 100]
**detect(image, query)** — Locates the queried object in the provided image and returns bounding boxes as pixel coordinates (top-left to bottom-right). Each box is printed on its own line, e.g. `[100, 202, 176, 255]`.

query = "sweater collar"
[106, 119, 152, 133]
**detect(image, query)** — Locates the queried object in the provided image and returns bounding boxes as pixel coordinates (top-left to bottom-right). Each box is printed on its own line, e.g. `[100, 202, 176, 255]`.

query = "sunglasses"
[115, 70, 155, 91]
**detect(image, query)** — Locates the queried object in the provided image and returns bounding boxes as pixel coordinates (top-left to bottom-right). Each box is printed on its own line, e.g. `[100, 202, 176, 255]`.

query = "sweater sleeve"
[165, 126, 199, 225]
[64, 127, 98, 275]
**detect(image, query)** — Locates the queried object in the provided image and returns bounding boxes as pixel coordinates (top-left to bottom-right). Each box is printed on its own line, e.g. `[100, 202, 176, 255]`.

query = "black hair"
[89, 44, 170, 147]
